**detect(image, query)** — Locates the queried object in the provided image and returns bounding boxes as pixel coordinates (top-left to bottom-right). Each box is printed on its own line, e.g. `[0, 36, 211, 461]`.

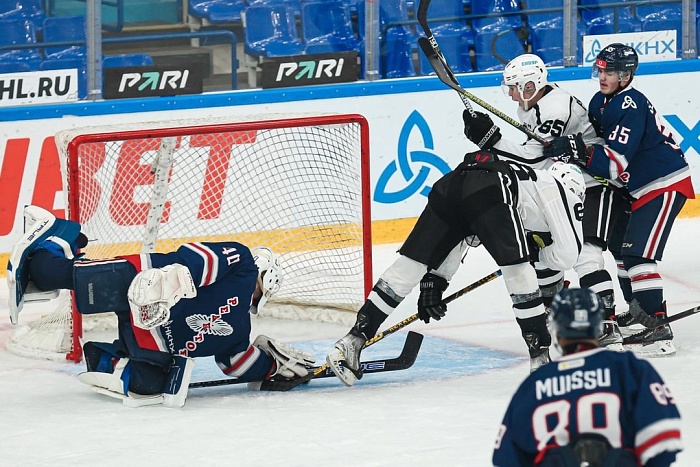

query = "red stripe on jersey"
[119, 254, 145, 273]
[188, 242, 216, 286]
[223, 345, 256, 375]
[636, 429, 682, 459]
[129, 312, 162, 351]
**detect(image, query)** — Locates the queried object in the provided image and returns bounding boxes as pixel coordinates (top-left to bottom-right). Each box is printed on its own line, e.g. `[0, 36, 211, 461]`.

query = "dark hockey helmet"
[549, 288, 604, 340]
[592, 43, 638, 81]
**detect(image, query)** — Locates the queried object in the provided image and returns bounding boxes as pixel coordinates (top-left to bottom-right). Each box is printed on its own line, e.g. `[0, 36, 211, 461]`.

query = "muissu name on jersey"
[535, 367, 611, 400]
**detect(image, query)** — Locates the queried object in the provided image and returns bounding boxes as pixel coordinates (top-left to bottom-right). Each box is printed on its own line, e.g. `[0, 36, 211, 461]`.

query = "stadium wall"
[2, 60, 700, 273]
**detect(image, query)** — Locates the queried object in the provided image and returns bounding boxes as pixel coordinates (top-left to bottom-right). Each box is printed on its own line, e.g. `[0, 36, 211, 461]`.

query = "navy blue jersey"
[126, 241, 259, 359]
[587, 87, 694, 209]
[493, 348, 682, 466]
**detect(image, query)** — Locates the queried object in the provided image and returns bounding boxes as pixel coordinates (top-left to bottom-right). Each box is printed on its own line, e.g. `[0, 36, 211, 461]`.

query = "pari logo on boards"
[261, 52, 358, 89]
[374, 110, 452, 204]
[104, 64, 203, 99]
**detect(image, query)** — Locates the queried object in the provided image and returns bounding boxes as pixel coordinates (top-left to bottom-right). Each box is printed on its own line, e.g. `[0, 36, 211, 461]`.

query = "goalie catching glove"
[127, 264, 197, 329]
[253, 335, 315, 380]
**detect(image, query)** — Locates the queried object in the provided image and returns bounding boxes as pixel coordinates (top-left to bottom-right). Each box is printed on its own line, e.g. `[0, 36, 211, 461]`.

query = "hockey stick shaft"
[663, 305, 700, 324]
[241, 270, 502, 391]
[416, 0, 633, 202]
[189, 331, 423, 389]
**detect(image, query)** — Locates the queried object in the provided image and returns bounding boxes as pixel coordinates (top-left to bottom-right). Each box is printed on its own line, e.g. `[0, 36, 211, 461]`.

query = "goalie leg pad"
[253, 335, 315, 379]
[73, 259, 136, 314]
[162, 356, 195, 408]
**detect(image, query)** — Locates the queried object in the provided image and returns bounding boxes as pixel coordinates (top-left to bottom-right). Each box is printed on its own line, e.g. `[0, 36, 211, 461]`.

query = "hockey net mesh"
[7, 114, 371, 361]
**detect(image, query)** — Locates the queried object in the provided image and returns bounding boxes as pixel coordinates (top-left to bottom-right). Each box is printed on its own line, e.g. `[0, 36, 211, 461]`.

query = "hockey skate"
[524, 332, 551, 373]
[612, 310, 645, 337]
[623, 323, 676, 357]
[326, 331, 367, 386]
[598, 320, 624, 351]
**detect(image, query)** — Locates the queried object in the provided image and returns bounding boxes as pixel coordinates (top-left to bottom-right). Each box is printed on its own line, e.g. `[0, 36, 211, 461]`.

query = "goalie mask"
[501, 54, 548, 110]
[548, 161, 586, 203]
[250, 247, 283, 314]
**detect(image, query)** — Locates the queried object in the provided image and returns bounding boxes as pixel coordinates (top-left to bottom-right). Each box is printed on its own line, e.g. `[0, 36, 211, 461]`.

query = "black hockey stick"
[417, 0, 633, 202]
[621, 304, 700, 345]
[189, 331, 424, 390]
[192, 270, 502, 391]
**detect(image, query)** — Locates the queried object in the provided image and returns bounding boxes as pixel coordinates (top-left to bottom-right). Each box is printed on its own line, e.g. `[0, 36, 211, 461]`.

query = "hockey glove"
[463, 110, 502, 150]
[543, 133, 590, 167]
[526, 231, 553, 263]
[418, 273, 448, 323]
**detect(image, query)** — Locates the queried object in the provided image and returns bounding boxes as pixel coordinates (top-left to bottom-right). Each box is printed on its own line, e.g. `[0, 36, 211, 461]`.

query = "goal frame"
[61, 114, 373, 362]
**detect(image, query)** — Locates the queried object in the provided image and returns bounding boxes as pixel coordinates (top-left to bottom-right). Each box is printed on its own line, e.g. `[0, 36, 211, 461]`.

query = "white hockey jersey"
[492, 85, 604, 188]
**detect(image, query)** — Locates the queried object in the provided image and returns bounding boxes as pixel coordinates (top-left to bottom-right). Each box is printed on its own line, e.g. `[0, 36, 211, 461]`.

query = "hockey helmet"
[501, 54, 548, 109]
[549, 288, 604, 340]
[250, 246, 283, 314]
[592, 43, 638, 82]
[548, 161, 586, 203]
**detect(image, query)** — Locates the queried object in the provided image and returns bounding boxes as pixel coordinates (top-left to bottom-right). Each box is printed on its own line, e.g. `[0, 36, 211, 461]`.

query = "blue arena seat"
[243, 4, 304, 57]
[0, 60, 35, 73]
[301, 0, 360, 54]
[365, 0, 417, 78]
[635, 2, 681, 22]
[188, 0, 247, 24]
[103, 54, 155, 68]
[473, 22, 525, 71]
[580, 0, 640, 35]
[418, 31, 473, 74]
[525, 0, 561, 29]
[0, 0, 45, 34]
[42, 16, 86, 60]
[471, 0, 522, 32]
[0, 19, 41, 69]
[641, 16, 683, 57]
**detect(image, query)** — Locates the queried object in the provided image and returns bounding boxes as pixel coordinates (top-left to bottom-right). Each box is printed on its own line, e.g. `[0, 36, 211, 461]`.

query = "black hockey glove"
[543, 133, 590, 167]
[463, 110, 502, 150]
[418, 273, 448, 324]
[526, 231, 553, 263]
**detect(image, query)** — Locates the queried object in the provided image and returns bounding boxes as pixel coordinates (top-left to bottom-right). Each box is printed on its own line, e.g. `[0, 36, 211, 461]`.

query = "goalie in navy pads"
[462, 53, 628, 348]
[326, 154, 585, 386]
[493, 287, 683, 466]
[7, 206, 315, 407]
[544, 43, 695, 356]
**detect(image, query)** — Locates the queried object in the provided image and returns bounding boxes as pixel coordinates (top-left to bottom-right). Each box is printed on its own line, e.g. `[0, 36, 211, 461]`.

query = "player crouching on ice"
[7, 205, 315, 407]
[327, 152, 589, 386]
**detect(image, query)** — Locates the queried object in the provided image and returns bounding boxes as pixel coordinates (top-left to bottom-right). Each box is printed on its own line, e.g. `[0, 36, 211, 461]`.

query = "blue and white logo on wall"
[374, 110, 452, 204]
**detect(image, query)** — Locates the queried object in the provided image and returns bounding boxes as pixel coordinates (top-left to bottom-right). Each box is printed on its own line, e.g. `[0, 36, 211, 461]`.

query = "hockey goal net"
[7, 114, 372, 362]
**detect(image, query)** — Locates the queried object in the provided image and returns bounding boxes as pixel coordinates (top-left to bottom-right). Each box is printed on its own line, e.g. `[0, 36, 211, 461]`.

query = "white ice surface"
[2, 218, 700, 466]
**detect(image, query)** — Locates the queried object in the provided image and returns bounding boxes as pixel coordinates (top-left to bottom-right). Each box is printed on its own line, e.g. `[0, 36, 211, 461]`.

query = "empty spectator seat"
[471, 0, 522, 32]
[0, 0, 45, 35]
[103, 54, 154, 68]
[188, 0, 247, 24]
[42, 15, 86, 60]
[302, 0, 360, 54]
[473, 21, 525, 71]
[0, 18, 41, 69]
[580, 0, 640, 35]
[243, 4, 304, 57]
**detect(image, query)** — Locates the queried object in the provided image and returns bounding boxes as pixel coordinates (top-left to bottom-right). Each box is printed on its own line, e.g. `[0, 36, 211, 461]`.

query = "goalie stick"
[621, 304, 700, 345]
[189, 331, 424, 390]
[416, 0, 632, 202]
[190, 270, 503, 391]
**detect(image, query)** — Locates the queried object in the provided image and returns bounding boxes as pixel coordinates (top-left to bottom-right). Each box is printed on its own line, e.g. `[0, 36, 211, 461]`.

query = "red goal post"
[7, 114, 373, 362]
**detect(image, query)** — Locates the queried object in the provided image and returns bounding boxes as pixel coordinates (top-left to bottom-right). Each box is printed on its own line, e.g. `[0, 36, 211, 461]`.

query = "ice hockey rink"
[2, 218, 700, 466]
